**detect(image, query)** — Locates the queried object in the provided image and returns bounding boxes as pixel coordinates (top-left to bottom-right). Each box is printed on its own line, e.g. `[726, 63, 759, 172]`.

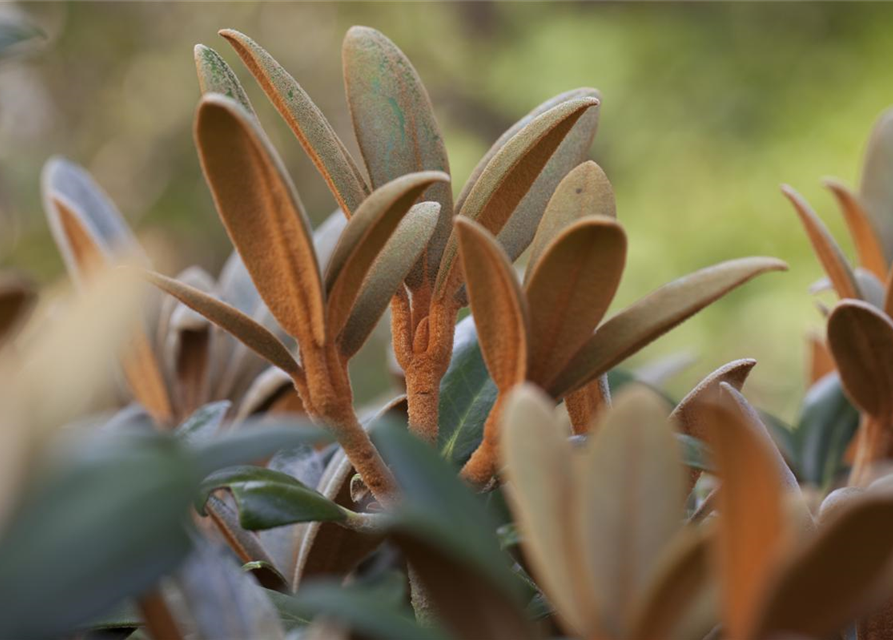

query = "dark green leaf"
[796, 373, 859, 487]
[197, 465, 348, 529]
[437, 317, 498, 467]
[176, 400, 231, 444]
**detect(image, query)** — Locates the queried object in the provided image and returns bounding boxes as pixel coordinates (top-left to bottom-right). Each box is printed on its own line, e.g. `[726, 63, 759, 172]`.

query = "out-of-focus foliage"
[4, 3, 893, 417]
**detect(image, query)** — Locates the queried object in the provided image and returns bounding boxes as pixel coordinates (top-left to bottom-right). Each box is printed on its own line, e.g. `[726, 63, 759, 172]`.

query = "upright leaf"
[550, 257, 787, 398]
[456, 219, 529, 390]
[195, 94, 325, 346]
[860, 107, 893, 263]
[343, 26, 453, 286]
[825, 178, 887, 280]
[434, 96, 600, 301]
[193, 44, 256, 117]
[525, 216, 626, 386]
[221, 30, 369, 215]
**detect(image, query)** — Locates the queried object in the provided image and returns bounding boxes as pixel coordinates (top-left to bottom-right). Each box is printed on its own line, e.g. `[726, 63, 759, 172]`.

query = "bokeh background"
[3, 2, 893, 421]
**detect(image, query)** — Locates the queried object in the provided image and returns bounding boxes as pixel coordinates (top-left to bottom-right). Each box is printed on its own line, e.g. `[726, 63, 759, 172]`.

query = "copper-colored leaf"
[193, 44, 256, 117]
[549, 257, 787, 398]
[144, 270, 303, 381]
[220, 30, 369, 216]
[501, 384, 594, 636]
[195, 94, 325, 347]
[339, 202, 440, 358]
[628, 527, 717, 640]
[434, 96, 600, 301]
[343, 26, 453, 286]
[827, 300, 893, 419]
[825, 178, 887, 280]
[525, 160, 616, 277]
[456, 219, 529, 391]
[325, 171, 448, 339]
[752, 493, 893, 639]
[806, 332, 835, 385]
[578, 386, 683, 637]
[783, 184, 861, 300]
[860, 107, 893, 263]
[525, 216, 626, 387]
[705, 389, 792, 640]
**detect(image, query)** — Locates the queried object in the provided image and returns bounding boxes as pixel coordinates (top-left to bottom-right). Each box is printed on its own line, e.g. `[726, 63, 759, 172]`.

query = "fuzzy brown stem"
[138, 590, 182, 640]
[564, 374, 611, 434]
[460, 392, 507, 487]
[849, 414, 892, 487]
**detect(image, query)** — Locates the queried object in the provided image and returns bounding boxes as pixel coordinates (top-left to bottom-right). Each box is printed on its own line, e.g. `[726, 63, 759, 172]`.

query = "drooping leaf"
[221, 30, 369, 215]
[783, 184, 861, 300]
[525, 216, 626, 387]
[434, 96, 600, 301]
[456, 218, 529, 390]
[195, 93, 325, 346]
[342, 26, 453, 286]
[825, 178, 887, 280]
[549, 257, 787, 398]
[339, 202, 440, 357]
[827, 300, 893, 419]
[198, 466, 347, 530]
[525, 160, 616, 276]
[325, 171, 449, 338]
[578, 387, 685, 638]
[193, 44, 256, 117]
[859, 107, 893, 263]
[704, 389, 792, 640]
[144, 270, 303, 380]
[437, 316, 498, 467]
[502, 383, 594, 636]
[753, 493, 893, 639]
[796, 373, 860, 487]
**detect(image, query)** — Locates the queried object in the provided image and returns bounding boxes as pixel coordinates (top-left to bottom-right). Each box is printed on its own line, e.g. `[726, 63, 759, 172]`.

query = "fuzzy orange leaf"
[825, 178, 887, 280]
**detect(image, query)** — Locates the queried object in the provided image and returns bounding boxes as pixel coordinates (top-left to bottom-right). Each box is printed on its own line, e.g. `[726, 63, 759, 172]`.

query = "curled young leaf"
[827, 299, 893, 419]
[456, 219, 529, 391]
[195, 94, 325, 347]
[435, 96, 600, 301]
[220, 30, 369, 215]
[325, 171, 449, 339]
[783, 184, 861, 300]
[343, 26, 453, 285]
[525, 160, 616, 278]
[339, 202, 440, 358]
[549, 257, 788, 398]
[525, 216, 626, 387]
[193, 44, 256, 117]
[144, 270, 303, 381]
[860, 107, 893, 263]
[825, 178, 887, 280]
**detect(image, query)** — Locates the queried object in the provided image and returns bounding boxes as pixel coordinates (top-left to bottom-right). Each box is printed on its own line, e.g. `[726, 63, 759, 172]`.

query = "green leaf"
[676, 434, 713, 473]
[193, 44, 256, 116]
[176, 400, 231, 444]
[197, 465, 348, 529]
[437, 316, 498, 467]
[0, 433, 197, 639]
[0, 15, 43, 58]
[796, 373, 859, 487]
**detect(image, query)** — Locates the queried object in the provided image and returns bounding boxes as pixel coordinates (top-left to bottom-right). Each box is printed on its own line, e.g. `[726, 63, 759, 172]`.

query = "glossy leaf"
[198, 466, 348, 529]
[827, 300, 893, 419]
[343, 26, 453, 285]
[325, 171, 448, 338]
[783, 184, 861, 300]
[339, 202, 440, 357]
[578, 387, 684, 637]
[221, 30, 369, 215]
[144, 270, 302, 380]
[525, 160, 615, 276]
[437, 316, 499, 467]
[550, 257, 787, 398]
[860, 107, 893, 263]
[456, 218, 529, 390]
[193, 44, 256, 116]
[825, 178, 887, 280]
[502, 383, 594, 636]
[525, 216, 626, 386]
[195, 93, 325, 346]
[435, 96, 600, 301]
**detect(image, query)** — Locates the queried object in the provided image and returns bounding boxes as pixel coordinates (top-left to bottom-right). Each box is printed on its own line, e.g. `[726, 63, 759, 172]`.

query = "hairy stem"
[564, 373, 611, 434]
[460, 392, 507, 487]
[138, 590, 182, 640]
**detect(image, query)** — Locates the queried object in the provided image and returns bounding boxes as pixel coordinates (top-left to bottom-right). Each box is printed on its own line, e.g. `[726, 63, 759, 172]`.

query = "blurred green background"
[2, 2, 893, 421]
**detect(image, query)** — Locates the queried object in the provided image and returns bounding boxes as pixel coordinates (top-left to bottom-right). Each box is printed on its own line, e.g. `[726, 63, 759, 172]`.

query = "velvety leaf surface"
[825, 178, 887, 280]
[343, 26, 453, 286]
[860, 107, 893, 263]
[194, 44, 256, 117]
[222, 29, 369, 216]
